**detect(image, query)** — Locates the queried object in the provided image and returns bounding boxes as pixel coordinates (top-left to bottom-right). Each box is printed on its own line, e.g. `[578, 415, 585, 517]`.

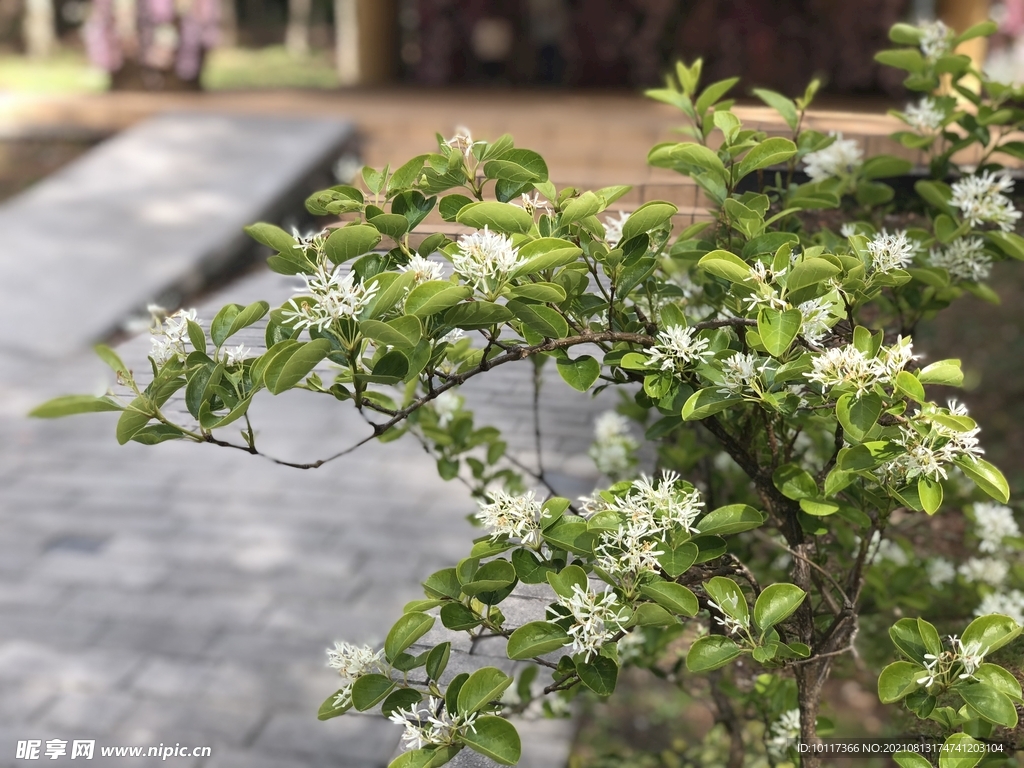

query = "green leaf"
[938, 733, 984, 768]
[556, 355, 600, 391]
[621, 201, 678, 241]
[507, 300, 569, 338]
[324, 224, 382, 264]
[915, 179, 953, 214]
[975, 663, 1023, 702]
[116, 397, 153, 445]
[640, 582, 699, 617]
[893, 752, 932, 768]
[460, 559, 516, 596]
[695, 77, 739, 114]
[918, 477, 943, 515]
[736, 137, 797, 179]
[696, 504, 763, 536]
[960, 613, 1021, 655]
[460, 715, 521, 766]
[512, 237, 582, 276]
[895, 370, 926, 403]
[484, 148, 548, 183]
[405, 282, 474, 318]
[244, 221, 296, 252]
[752, 88, 798, 130]
[686, 636, 742, 672]
[874, 48, 925, 74]
[786, 258, 841, 292]
[656, 542, 698, 578]
[95, 344, 131, 378]
[955, 20, 998, 44]
[423, 568, 462, 600]
[773, 464, 818, 500]
[456, 202, 535, 235]
[753, 584, 806, 631]
[918, 359, 963, 386]
[439, 194, 474, 222]
[877, 660, 922, 703]
[546, 563, 588, 598]
[889, 618, 931, 664]
[958, 682, 1018, 728]
[954, 457, 1010, 504]
[457, 667, 512, 714]
[426, 643, 451, 681]
[440, 603, 482, 631]
[705, 577, 748, 623]
[987, 230, 1024, 261]
[506, 282, 566, 303]
[681, 388, 743, 421]
[351, 673, 396, 710]
[361, 315, 423, 350]
[757, 308, 802, 356]
[577, 655, 618, 695]
[861, 155, 913, 180]
[317, 689, 352, 721]
[697, 249, 751, 283]
[385, 612, 435, 661]
[265, 339, 332, 394]
[30, 394, 123, 418]
[799, 498, 839, 516]
[835, 392, 882, 442]
[444, 301, 514, 330]
[368, 213, 409, 240]
[561, 191, 603, 224]
[381, 688, 424, 717]
[506, 621, 570, 659]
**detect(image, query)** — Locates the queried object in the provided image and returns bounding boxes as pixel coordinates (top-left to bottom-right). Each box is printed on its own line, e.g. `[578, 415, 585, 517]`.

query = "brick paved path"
[0, 265, 617, 767]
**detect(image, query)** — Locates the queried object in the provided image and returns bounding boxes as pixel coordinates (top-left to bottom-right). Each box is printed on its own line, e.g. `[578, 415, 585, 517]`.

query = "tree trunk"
[22, 0, 55, 57]
[285, 0, 312, 57]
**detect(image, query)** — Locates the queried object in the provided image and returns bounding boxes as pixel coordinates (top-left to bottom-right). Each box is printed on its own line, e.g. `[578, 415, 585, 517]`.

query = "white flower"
[518, 192, 551, 216]
[717, 351, 763, 395]
[919, 19, 953, 61]
[400, 255, 445, 284]
[953, 636, 986, 680]
[741, 261, 789, 311]
[803, 133, 863, 182]
[149, 308, 199, 365]
[973, 502, 1020, 554]
[958, 556, 1009, 586]
[975, 590, 1024, 624]
[451, 227, 524, 296]
[554, 583, 627, 660]
[881, 399, 982, 483]
[432, 391, 462, 427]
[927, 557, 957, 587]
[863, 531, 910, 566]
[867, 230, 916, 273]
[220, 344, 250, 367]
[840, 223, 860, 238]
[476, 490, 544, 546]
[950, 171, 1022, 232]
[903, 97, 945, 133]
[326, 641, 384, 680]
[929, 237, 992, 282]
[282, 264, 379, 330]
[438, 328, 465, 345]
[707, 593, 749, 636]
[595, 521, 665, 587]
[388, 696, 479, 751]
[290, 226, 330, 258]
[798, 297, 833, 344]
[806, 337, 917, 398]
[610, 471, 705, 535]
[446, 126, 477, 163]
[604, 211, 631, 248]
[766, 709, 801, 758]
[589, 412, 638, 479]
[646, 325, 712, 374]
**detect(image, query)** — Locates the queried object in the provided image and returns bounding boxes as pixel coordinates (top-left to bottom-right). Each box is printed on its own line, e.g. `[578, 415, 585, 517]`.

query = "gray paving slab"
[0, 111, 354, 361]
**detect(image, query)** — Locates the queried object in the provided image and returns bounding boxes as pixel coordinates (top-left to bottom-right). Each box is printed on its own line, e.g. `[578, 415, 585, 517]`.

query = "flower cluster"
[766, 709, 801, 758]
[400, 255, 445, 284]
[973, 502, 1020, 554]
[149, 308, 199, 366]
[927, 557, 957, 587]
[867, 230, 916, 273]
[950, 171, 1022, 232]
[445, 126, 478, 164]
[976, 590, 1024, 624]
[388, 696, 479, 751]
[518, 192, 551, 216]
[325, 641, 385, 708]
[798, 297, 833, 344]
[803, 133, 863, 182]
[432, 391, 463, 428]
[958, 556, 1008, 586]
[220, 344, 250, 368]
[903, 97, 945, 133]
[916, 634, 986, 689]
[646, 325, 712, 374]
[604, 211, 631, 248]
[476, 489, 544, 547]
[554, 583, 628, 660]
[594, 522, 665, 589]
[588, 411, 638, 480]
[883, 401, 983, 483]
[282, 263, 379, 331]
[717, 351, 764, 396]
[451, 227, 524, 297]
[805, 337, 917, 398]
[291, 226, 329, 258]
[928, 237, 992, 283]
[742, 261, 788, 311]
[606, 472, 705, 535]
[919, 19, 953, 62]
[864, 531, 910, 567]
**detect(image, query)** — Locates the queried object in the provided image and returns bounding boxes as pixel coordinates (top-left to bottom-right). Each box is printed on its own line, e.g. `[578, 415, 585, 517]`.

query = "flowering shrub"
[34, 17, 1024, 768]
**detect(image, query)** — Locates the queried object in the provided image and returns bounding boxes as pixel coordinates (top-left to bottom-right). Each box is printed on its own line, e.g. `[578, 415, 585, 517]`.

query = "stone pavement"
[0, 257, 616, 768]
